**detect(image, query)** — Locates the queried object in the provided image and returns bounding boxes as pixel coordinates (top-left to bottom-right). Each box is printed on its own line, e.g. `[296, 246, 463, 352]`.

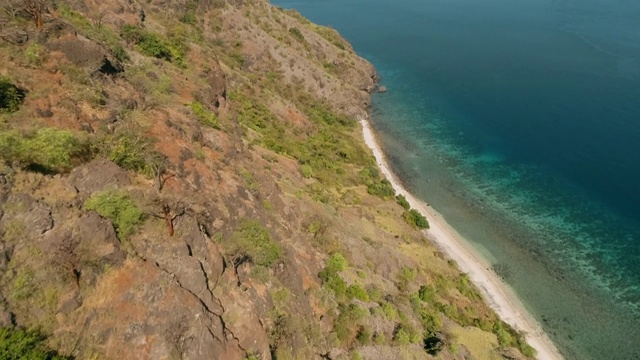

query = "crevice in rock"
[153, 262, 221, 316]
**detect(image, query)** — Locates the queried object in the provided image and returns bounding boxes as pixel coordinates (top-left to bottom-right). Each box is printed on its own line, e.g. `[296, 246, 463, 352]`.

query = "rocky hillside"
[0, 1, 534, 359]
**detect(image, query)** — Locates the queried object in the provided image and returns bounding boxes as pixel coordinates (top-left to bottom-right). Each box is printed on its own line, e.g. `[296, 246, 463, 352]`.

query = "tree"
[24, 0, 48, 29]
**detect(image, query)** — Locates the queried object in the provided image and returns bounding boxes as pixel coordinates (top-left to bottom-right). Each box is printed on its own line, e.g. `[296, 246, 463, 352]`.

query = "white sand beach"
[360, 117, 563, 360]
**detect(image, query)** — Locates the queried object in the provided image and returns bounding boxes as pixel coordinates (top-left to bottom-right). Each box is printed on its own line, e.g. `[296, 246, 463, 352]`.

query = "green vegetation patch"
[318, 253, 349, 298]
[359, 166, 395, 199]
[98, 132, 165, 177]
[230, 91, 370, 186]
[288, 27, 305, 43]
[346, 284, 369, 301]
[85, 189, 144, 239]
[402, 209, 430, 229]
[229, 220, 282, 267]
[0, 128, 88, 173]
[189, 101, 220, 129]
[396, 194, 410, 210]
[121, 25, 185, 64]
[0, 78, 25, 113]
[0, 327, 69, 360]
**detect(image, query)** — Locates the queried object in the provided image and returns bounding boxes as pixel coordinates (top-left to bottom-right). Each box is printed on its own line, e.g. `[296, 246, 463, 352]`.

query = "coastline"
[359, 117, 563, 360]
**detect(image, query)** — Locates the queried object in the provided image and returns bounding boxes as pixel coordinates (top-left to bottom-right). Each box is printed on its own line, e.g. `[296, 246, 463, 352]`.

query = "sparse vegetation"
[0, 327, 69, 360]
[85, 189, 144, 239]
[121, 25, 185, 64]
[189, 101, 220, 129]
[289, 27, 305, 43]
[0, 128, 88, 173]
[228, 220, 282, 268]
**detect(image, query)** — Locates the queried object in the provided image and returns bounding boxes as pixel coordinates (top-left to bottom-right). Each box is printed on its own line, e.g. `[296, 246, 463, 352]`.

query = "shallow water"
[273, 0, 640, 358]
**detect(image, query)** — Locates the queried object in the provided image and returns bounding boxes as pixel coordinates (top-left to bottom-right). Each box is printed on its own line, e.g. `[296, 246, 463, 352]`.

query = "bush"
[0, 128, 87, 173]
[380, 302, 397, 320]
[418, 285, 436, 303]
[112, 46, 129, 62]
[288, 27, 305, 42]
[359, 166, 394, 199]
[396, 194, 410, 210]
[0, 327, 69, 360]
[396, 267, 417, 292]
[300, 164, 313, 178]
[0, 78, 25, 113]
[229, 220, 282, 267]
[99, 132, 164, 177]
[318, 253, 349, 298]
[402, 209, 430, 229]
[121, 25, 184, 63]
[189, 102, 220, 129]
[326, 253, 348, 272]
[318, 267, 347, 299]
[346, 284, 369, 302]
[393, 328, 410, 345]
[85, 189, 144, 239]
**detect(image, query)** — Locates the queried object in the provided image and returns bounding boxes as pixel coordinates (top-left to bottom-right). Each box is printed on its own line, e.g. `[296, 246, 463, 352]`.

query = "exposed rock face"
[68, 159, 131, 194]
[44, 23, 123, 75]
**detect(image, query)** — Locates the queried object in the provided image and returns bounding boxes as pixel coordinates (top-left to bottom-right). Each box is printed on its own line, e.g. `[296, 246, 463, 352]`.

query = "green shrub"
[393, 323, 421, 345]
[318, 252, 348, 297]
[300, 164, 313, 178]
[112, 46, 129, 62]
[189, 102, 220, 129]
[24, 43, 44, 66]
[85, 190, 144, 239]
[396, 194, 410, 210]
[333, 303, 367, 344]
[288, 27, 305, 42]
[367, 179, 394, 199]
[346, 284, 369, 302]
[0, 78, 25, 113]
[393, 328, 411, 345]
[0, 128, 87, 173]
[99, 132, 163, 177]
[396, 267, 417, 292]
[380, 302, 397, 320]
[402, 209, 430, 229]
[355, 326, 372, 345]
[229, 220, 282, 267]
[366, 286, 383, 303]
[359, 166, 394, 199]
[121, 25, 184, 63]
[0, 327, 69, 360]
[326, 253, 348, 272]
[418, 285, 436, 303]
[318, 267, 347, 298]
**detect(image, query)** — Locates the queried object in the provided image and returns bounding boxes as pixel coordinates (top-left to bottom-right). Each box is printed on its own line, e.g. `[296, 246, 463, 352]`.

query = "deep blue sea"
[273, 0, 640, 358]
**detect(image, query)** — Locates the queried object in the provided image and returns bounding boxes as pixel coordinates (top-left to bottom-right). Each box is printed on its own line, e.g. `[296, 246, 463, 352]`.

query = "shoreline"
[359, 117, 563, 360]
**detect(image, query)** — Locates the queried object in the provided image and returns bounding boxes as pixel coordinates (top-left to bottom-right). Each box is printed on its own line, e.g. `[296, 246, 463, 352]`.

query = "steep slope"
[1, 1, 533, 359]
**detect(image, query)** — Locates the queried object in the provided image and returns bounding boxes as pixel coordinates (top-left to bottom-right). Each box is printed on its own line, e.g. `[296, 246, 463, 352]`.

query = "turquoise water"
[273, 0, 640, 358]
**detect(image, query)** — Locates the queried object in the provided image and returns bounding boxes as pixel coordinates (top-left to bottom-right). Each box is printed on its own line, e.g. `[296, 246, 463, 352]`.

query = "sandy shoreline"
[359, 117, 563, 360]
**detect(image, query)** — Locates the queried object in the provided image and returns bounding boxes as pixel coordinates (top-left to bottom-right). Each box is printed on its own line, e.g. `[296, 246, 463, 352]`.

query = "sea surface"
[272, 0, 640, 358]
